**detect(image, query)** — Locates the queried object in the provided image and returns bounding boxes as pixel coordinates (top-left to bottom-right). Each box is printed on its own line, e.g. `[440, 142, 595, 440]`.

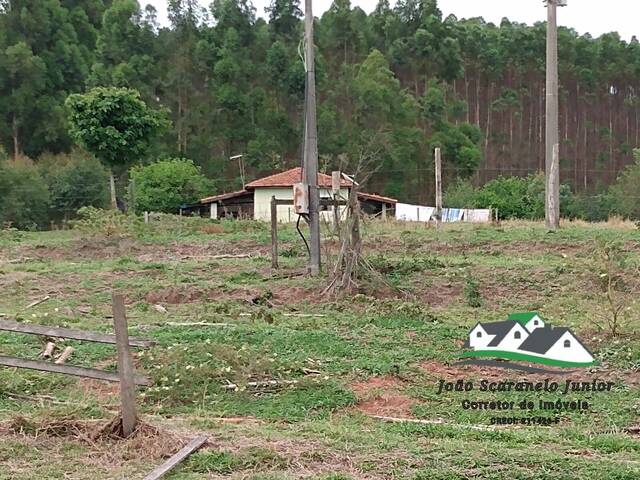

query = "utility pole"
[545, 0, 565, 231]
[304, 0, 321, 275]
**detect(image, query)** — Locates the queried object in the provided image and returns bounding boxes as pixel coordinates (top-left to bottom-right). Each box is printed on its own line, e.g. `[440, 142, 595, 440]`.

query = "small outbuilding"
[197, 167, 397, 222]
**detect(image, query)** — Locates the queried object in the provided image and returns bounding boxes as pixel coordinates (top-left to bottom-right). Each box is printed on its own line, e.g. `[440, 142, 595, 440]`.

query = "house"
[465, 312, 595, 365]
[195, 167, 397, 222]
[508, 312, 545, 331]
[467, 320, 530, 351]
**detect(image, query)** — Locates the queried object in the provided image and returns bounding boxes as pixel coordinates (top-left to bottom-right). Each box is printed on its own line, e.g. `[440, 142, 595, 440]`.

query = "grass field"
[0, 218, 638, 479]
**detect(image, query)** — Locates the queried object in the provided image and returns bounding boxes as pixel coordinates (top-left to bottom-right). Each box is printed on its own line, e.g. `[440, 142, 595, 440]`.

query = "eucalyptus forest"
[1, 0, 639, 207]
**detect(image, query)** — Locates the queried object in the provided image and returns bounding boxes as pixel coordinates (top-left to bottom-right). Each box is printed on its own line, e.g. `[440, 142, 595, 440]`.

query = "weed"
[463, 276, 482, 308]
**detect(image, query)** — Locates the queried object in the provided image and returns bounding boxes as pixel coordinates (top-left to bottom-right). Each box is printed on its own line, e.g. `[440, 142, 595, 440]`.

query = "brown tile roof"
[201, 189, 250, 203]
[244, 167, 353, 189]
[357, 192, 397, 204]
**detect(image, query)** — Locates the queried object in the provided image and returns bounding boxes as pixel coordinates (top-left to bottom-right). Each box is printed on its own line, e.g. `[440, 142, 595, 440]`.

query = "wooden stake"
[435, 147, 442, 229]
[112, 293, 137, 437]
[42, 341, 55, 359]
[270, 196, 278, 269]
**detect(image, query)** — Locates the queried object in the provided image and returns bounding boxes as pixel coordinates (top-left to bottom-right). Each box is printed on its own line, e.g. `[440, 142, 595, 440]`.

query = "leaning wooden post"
[270, 196, 278, 269]
[112, 293, 137, 437]
[332, 171, 341, 228]
[435, 147, 443, 229]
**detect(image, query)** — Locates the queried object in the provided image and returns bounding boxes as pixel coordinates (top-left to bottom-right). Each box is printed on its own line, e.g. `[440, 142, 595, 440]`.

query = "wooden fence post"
[112, 293, 138, 437]
[270, 196, 278, 269]
[435, 147, 442, 229]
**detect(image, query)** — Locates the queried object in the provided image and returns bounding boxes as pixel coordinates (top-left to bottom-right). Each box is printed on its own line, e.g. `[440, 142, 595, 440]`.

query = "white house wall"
[524, 316, 544, 331]
[469, 324, 493, 349]
[544, 331, 594, 363]
[486, 323, 530, 351]
[253, 187, 350, 223]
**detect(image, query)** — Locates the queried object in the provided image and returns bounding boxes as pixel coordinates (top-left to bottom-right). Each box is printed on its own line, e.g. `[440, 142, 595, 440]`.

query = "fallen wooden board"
[142, 435, 208, 480]
[0, 319, 154, 348]
[0, 355, 151, 386]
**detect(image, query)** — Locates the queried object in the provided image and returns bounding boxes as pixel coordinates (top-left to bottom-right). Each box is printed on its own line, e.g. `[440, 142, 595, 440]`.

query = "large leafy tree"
[65, 87, 169, 208]
[129, 158, 211, 213]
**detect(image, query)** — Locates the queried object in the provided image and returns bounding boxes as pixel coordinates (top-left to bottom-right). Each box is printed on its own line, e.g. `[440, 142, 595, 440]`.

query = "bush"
[0, 159, 50, 229]
[443, 178, 478, 208]
[71, 206, 141, 237]
[608, 149, 640, 220]
[129, 158, 212, 213]
[38, 150, 110, 221]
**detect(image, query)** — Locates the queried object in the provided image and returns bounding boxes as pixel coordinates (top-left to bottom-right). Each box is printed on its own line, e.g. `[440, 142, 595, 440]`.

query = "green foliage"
[443, 178, 478, 208]
[464, 276, 482, 308]
[71, 206, 140, 237]
[608, 149, 640, 220]
[129, 158, 211, 213]
[38, 150, 110, 221]
[369, 253, 444, 277]
[65, 87, 169, 171]
[0, 159, 50, 229]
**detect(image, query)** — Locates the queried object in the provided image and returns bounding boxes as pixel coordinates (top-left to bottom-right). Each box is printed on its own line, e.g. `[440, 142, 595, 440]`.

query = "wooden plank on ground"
[142, 435, 208, 480]
[0, 319, 154, 348]
[0, 355, 150, 385]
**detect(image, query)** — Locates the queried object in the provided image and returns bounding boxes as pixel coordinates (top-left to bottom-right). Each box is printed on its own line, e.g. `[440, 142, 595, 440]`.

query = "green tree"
[66, 87, 169, 209]
[38, 150, 110, 221]
[0, 159, 50, 229]
[129, 158, 211, 213]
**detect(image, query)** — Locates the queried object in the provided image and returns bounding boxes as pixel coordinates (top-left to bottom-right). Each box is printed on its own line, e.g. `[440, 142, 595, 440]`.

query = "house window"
[476, 331, 482, 338]
[533, 320, 539, 326]
[514, 331, 521, 339]
[564, 339, 571, 348]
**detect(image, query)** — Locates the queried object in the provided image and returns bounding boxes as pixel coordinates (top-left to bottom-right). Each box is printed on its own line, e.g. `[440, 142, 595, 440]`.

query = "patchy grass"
[0, 219, 638, 479]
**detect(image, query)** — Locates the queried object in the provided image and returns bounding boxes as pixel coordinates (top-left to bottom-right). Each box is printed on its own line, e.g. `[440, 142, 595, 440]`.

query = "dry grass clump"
[3, 414, 189, 462]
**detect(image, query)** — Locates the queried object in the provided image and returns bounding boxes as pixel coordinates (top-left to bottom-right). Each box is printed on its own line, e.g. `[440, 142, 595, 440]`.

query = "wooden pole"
[435, 147, 442, 229]
[112, 293, 138, 437]
[332, 171, 341, 228]
[270, 196, 278, 269]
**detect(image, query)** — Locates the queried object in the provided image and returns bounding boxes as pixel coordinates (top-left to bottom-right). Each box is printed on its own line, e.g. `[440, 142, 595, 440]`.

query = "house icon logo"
[460, 312, 597, 368]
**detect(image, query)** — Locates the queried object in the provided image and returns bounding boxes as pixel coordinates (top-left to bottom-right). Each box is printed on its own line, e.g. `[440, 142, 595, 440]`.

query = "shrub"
[0, 159, 50, 230]
[129, 158, 212, 213]
[38, 150, 110, 221]
[71, 206, 140, 237]
[608, 149, 640, 220]
[443, 178, 478, 208]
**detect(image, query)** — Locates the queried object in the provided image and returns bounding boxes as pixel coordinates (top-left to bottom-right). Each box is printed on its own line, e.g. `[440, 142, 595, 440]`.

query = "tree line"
[0, 0, 639, 222]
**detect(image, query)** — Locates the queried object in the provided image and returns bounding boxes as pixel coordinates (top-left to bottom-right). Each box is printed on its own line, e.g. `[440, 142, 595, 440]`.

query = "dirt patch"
[78, 379, 120, 404]
[357, 394, 416, 417]
[418, 281, 462, 308]
[145, 287, 203, 304]
[351, 375, 416, 418]
[269, 285, 322, 307]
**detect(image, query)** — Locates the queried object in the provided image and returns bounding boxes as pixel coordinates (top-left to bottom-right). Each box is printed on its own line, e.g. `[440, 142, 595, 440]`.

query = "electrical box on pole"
[293, 183, 309, 214]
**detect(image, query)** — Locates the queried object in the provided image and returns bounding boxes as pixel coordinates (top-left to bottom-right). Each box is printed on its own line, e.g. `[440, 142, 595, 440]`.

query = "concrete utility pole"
[304, 0, 321, 275]
[545, 0, 565, 231]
